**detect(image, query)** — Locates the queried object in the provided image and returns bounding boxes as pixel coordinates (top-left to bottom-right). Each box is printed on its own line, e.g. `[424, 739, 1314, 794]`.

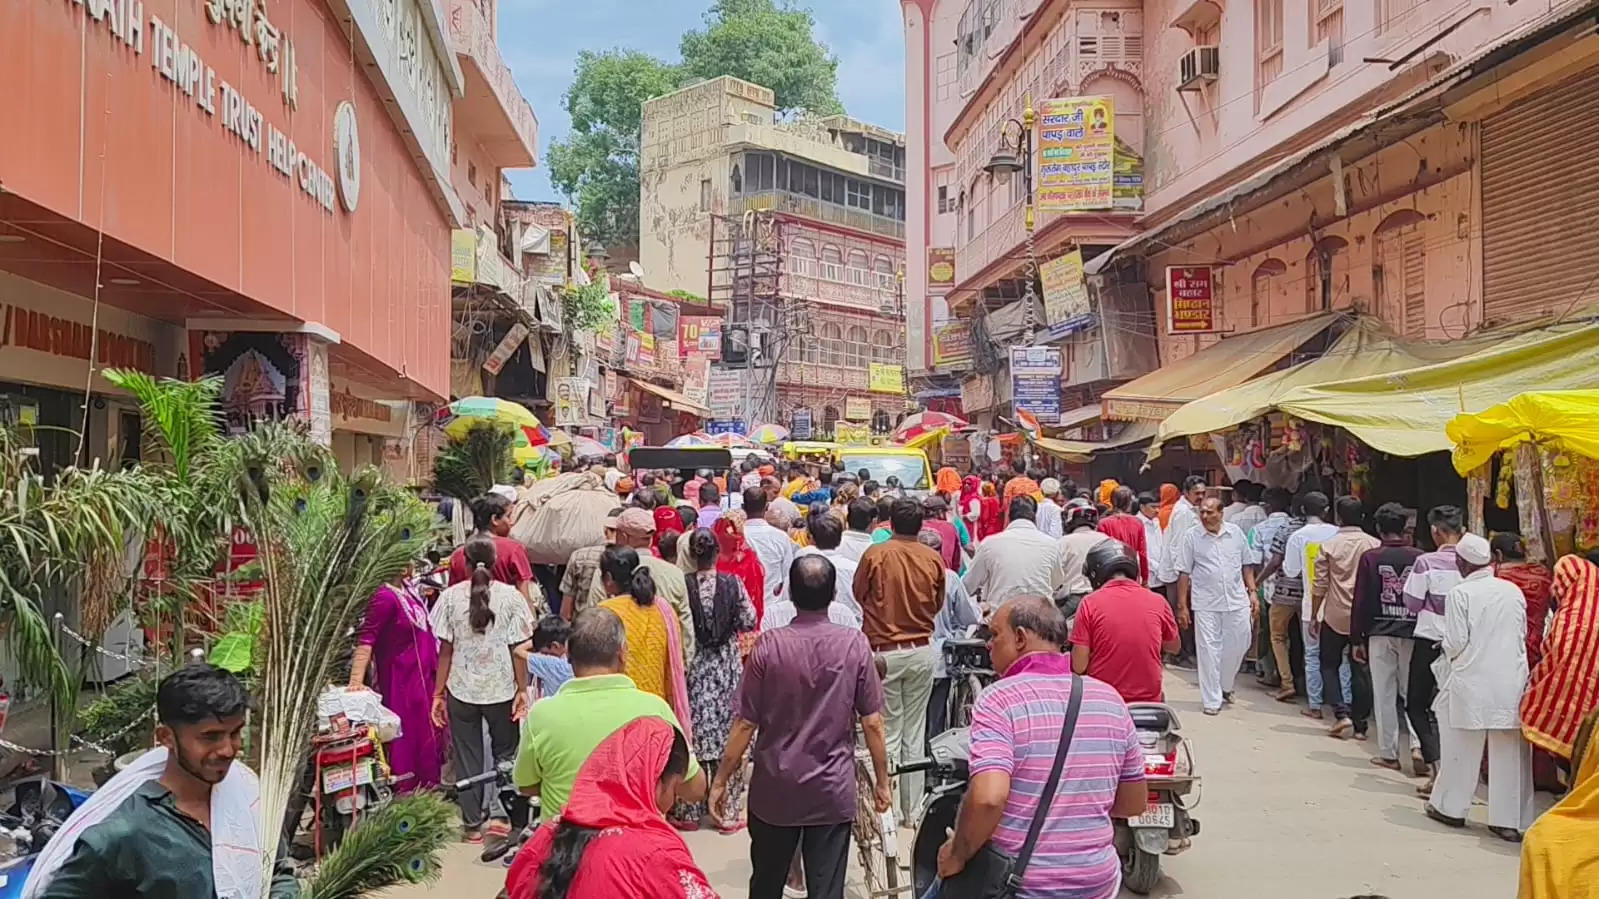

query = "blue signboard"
[706, 419, 744, 435]
[1009, 346, 1063, 424]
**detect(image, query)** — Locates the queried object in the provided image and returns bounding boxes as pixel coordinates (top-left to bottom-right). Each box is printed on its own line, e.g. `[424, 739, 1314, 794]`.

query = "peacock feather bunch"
[299, 792, 456, 899]
[430, 420, 517, 502]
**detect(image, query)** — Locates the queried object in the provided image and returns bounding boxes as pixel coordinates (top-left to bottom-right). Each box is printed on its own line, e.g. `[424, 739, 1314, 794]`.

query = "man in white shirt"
[1425, 533, 1534, 841]
[740, 486, 796, 616]
[790, 510, 864, 628]
[1175, 497, 1258, 715]
[1224, 480, 1268, 539]
[1281, 492, 1343, 717]
[1036, 478, 1065, 539]
[962, 496, 1064, 606]
[1137, 492, 1166, 590]
[837, 497, 878, 563]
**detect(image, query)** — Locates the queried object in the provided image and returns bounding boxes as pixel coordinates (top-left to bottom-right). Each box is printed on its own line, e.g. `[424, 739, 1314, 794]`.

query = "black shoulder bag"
[939, 673, 1084, 899]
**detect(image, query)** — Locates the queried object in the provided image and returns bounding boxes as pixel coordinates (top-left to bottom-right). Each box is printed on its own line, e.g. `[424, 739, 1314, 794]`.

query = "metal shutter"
[1481, 66, 1599, 326]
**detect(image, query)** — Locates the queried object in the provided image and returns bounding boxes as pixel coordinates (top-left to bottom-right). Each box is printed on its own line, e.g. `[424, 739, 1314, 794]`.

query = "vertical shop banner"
[482, 322, 529, 376]
[868, 363, 904, 394]
[927, 248, 956, 289]
[1036, 96, 1115, 212]
[450, 230, 477, 283]
[1166, 265, 1219, 334]
[791, 408, 813, 439]
[1038, 250, 1089, 325]
[624, 331, 641, 366]
[707, 368, 744, 420]
[1010, 345, 1063, 424]
[682, 357, 711, 408]
[638, 332, 656, 367]
[637, 390, 663, 424]
[844, 396, 872, 421]
[1113, 138, 1144, 211]
[932, 321, 974, 367]
[554, 378, 586, 426]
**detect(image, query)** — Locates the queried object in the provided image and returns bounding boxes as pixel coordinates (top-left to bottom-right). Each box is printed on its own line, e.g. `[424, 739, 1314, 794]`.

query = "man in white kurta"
[1425, 533, 1535, 840]
[1175, 497, 1258, 715]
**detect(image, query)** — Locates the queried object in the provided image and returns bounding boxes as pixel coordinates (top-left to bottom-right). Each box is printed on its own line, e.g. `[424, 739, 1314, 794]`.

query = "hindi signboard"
[844, 396, 872, 421]
[928, 248, 956, 288]
[481, 323, 529, 376]
[1166, 265, 1219, 334]
[1010, 345, 1063, 424]
[682, 357, 710, 408]
[707, 368, 744, 420]
[791, 408, 813, 440]
[1036, 96, 1115, 212]
[868, 363, 904, 394]
[932, 321, 974, 368]
[1038, 250, 1089, 325]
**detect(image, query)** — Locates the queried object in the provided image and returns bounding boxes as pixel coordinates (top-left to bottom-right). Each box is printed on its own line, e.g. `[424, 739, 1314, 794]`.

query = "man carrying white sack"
[26, 662, 299, 899]
[1424, 532, 1536, 842]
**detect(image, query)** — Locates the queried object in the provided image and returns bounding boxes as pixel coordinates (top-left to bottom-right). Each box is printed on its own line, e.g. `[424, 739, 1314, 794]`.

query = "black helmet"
[1085, 540, 1140, 589]
[1064, 498, 1099, 532]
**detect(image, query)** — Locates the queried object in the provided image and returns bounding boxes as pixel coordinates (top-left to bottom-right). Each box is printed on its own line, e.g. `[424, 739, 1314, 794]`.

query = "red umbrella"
[893, 411, 970, 443]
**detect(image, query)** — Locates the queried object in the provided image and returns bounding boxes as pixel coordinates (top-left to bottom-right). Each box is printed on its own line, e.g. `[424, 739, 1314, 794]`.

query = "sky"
[496, 0, 907, 202]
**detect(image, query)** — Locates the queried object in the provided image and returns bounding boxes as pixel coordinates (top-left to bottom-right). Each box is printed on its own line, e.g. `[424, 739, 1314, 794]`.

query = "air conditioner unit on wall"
[1178, 46, 1220, 91]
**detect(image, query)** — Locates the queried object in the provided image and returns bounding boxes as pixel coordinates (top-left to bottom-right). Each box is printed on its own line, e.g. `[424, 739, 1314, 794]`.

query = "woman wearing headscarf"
[597, 547, 693, 741]
[1096, 478, 1120, 509]
[1492, 534, 1554, 666]
[977, 480, 1003, 541]
[651, 506, 683, 558]
[935, 466, 962, 499]
[1518, 707, 1599, 899]
[1157, 482, 1180, 530]
[670, 529, 758, 832]
[959, 475, 983, 542]
[713, 512, 767, 628]
[506, 717, 718, 899]
[1521, 551, 1599, 764]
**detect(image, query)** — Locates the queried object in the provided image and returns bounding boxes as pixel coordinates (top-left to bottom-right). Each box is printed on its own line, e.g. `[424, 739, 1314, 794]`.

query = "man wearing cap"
[1425, 532, 1534, 841]
[1036, 478, 1065, 538]
[584, 508, 696, 665]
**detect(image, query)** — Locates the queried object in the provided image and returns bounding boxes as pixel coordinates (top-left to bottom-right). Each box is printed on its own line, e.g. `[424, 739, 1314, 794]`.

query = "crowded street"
[388, 671, 1536, 899]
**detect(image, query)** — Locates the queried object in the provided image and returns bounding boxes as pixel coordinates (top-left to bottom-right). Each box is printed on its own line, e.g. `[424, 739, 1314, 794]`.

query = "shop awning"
[1146, 316, 1492, 460]
[1033, 421, 1161, 463]
[1448, 390, 1599, 474]
[627, 377, 711, 418]
[1275, 320, 1599, 458]
[1101, 312, 1345, 422]
[1053, 404, 1105, 430]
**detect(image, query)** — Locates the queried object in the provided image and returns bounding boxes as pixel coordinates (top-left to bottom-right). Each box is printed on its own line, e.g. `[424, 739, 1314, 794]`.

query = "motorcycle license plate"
[1130, 803, 1174, 828]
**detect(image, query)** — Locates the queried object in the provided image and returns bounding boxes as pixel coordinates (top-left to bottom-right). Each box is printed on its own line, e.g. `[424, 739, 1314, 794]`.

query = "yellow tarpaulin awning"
[1101, 312, 1344, 422]
[1275, 320, 1599, 458]
[1447, 390, 1599, 474]
[1148, 317, 1496, 461]
[1033, 422, 1161, 463]
[627, 377, 711, 418]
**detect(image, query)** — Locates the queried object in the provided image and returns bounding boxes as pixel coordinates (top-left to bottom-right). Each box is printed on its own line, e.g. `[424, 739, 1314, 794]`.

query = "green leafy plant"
[562, 275, 617, 333]
[208, 600, 264, 673]
[76, 673, 159, 757]
[300, 792, 457, 899]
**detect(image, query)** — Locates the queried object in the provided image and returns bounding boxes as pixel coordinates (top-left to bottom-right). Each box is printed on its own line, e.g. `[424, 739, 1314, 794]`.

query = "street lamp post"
[984, 95, 1040, 343]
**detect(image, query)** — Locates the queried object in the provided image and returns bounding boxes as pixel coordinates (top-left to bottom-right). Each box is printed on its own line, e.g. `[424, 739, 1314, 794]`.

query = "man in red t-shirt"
[1070, 540, 1180, 702]
[448, 493, 537, 605]
[1096, 485, 1149, 584]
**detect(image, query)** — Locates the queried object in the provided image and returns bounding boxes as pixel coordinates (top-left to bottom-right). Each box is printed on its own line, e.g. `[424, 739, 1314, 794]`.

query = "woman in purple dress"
[348, 575, 444, 792]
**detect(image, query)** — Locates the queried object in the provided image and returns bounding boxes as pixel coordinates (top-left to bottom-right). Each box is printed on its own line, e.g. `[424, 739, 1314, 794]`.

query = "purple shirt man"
[709, 554, 890, 898]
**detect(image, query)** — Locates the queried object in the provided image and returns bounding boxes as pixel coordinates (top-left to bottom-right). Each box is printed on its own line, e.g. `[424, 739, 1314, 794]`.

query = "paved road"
[382, 670, 1538, 898]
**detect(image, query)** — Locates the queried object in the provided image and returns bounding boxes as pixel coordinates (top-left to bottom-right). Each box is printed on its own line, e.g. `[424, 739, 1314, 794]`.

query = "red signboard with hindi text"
[1166, 266, 1219, 334]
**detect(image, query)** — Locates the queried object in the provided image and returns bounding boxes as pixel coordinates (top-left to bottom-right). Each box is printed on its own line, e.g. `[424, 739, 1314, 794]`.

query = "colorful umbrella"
[664, 432, 715, 448]
[748, 423, 790, 445]
[892, 411, 969, 444]
[569, 435, 611, 458]
[437, 397, 552, 462]
[712, 432, 756, 449]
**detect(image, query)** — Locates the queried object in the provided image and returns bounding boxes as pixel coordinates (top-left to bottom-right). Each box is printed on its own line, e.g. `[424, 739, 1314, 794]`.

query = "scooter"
[906, 704, 1201, 896]
[1115, 702, 1201, 895]
[0, 778, 93, 898]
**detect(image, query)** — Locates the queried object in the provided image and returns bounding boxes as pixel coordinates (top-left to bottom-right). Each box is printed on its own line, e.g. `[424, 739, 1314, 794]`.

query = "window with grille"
[936, 52, 957, 101]
[1313, 0, 1345, 65]
[847, 326, 869, 367]
[1373, 212, 1427, 336]
[1257, 0, 1285, 88]
[938, 185, 950, 214]
[1379, 0, 1419, 33]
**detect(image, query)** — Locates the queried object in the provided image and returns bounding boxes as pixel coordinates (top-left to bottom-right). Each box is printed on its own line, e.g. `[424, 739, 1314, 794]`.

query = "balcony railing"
[736, 191, 905, 240]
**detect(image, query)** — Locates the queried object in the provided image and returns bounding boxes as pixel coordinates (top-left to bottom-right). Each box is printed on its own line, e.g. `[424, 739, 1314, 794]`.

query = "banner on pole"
[1036, 96, 1115, 212]
[1010, 346, 1063, 424]
[1038, 250, 1089, 325]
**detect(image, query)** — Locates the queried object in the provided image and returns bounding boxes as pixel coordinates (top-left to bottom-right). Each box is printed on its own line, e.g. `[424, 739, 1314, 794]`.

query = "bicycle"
[851, 748, 906, 897]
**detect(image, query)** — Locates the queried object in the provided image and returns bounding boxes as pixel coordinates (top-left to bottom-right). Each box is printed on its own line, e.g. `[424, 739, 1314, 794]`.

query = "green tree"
[546, 50, 682, 249]
[680, 0, 843, 116]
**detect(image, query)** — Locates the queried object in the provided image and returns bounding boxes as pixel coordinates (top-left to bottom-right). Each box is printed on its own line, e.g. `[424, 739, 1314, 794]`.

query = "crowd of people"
[338, 456, 1599, 898]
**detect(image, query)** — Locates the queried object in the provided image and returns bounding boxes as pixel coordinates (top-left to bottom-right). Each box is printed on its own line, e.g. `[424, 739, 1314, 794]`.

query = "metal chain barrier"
[0, 709, 153, 758]
[56, 620, 154, 671]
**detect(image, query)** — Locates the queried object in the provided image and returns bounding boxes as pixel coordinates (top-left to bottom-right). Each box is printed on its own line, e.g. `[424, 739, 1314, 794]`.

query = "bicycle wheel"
[852, 756, 897, 895]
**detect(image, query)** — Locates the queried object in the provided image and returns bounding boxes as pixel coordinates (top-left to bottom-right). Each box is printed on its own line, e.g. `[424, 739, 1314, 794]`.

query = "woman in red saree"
[507, 717, 718, 899]
[713, 512, 766, 628]
[977, 481, 1003, 541]
[1491, 534, 1554, 665]
[1522, 551, 1599, 763]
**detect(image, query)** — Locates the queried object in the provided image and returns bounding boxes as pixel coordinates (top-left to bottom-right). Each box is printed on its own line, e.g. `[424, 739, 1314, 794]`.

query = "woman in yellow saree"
[1519, 706, 1599, 898]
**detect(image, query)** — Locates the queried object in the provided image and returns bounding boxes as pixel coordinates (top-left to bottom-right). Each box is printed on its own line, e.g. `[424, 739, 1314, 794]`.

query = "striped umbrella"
[747, 423, 790, 445]
[892, 410, 969, 443]
[436, 395, 551, 448]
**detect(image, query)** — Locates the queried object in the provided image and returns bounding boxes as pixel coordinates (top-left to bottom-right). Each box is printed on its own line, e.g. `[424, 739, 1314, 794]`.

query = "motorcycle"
[1115, 702, 1200, 894]
[0, 778, 93, 898]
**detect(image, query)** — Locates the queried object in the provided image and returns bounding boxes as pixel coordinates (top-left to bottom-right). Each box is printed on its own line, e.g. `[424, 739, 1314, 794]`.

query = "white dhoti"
[1368, 635, 1414, 762]
[1194, 607, 1251, 711]
[1428, 702, 1535, 831]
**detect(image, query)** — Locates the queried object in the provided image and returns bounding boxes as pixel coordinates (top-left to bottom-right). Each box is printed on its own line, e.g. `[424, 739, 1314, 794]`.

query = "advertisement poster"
[679, 316, 723, 360]
[638, 332, 656, 367]
[594, 321, 616, 355]
[682, 357, 711, 408]
[927, 248, 956, 288]
[868, 362, 904, 394]
[933, 321, 974, 368]
[844, 396, 872, 421]
[1009, 345, 1063, 424]
[1113, 138, 1144, 211]
[1038, 250, 1089, 325]
[624, 331, 641, 366]
[1166, 265, 1218, 334]
[1036, 96, 1115, 212]
[450, 229, 476, 284]
[482, 322, 529, 376]
[791, 408, 813, 439]
[554, 377, 586, 426]
[597, 426, 619, 451]
[707, 368, 744, 419]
